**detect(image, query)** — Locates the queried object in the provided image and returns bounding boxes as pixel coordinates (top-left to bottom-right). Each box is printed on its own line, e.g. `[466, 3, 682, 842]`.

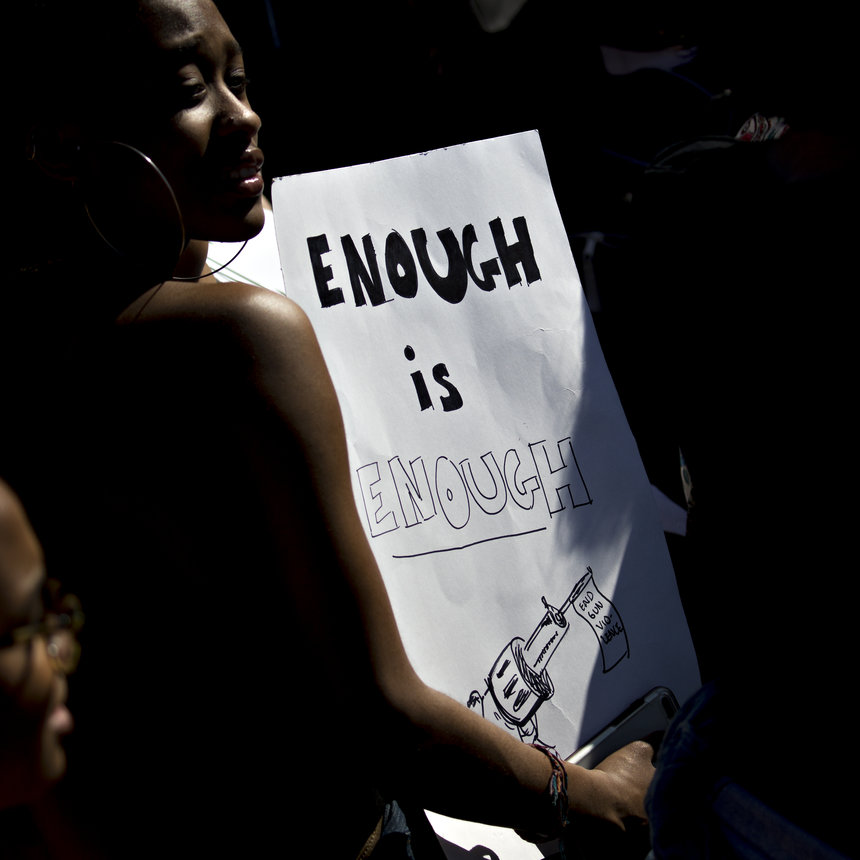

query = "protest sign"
[271, 131, 699, 856]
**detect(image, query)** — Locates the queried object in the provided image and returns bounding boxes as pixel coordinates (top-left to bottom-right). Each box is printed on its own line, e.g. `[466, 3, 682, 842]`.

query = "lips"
[220, 147, 264, 197]
[229, 164, 261, 181]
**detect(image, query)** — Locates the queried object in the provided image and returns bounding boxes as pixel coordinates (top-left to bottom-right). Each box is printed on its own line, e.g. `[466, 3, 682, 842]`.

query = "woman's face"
[113, 0, 266, 244]
[0, 482, 73, 809]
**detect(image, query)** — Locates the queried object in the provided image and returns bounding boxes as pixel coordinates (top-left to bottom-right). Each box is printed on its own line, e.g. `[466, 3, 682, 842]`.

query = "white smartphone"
[567, 686, 679, 768]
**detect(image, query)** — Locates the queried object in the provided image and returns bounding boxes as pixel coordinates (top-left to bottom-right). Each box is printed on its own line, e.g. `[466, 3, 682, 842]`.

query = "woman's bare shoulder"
[121, 278, 339, 425]
[193, 281, 331, 383]
[120, 278, 311, 335]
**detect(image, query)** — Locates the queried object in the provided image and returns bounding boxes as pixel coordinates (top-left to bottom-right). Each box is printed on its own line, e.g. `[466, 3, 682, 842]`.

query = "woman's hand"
[591, 740, 655, 827]
[562, 741, 655, 858]
[567, 740, 656, 829]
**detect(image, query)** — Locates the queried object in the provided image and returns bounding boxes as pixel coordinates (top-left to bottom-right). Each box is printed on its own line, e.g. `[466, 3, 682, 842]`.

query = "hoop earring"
[171, 240, 250, 282]
[78, 140, 254, 283]
[78, 140, 186, 280]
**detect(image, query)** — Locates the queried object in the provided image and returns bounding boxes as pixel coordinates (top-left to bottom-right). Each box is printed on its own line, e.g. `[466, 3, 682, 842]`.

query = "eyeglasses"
[0, 580, 85, 674]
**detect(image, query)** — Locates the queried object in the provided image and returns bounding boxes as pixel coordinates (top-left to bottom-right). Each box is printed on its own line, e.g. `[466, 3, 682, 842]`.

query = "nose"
[216, 86, 261, 140]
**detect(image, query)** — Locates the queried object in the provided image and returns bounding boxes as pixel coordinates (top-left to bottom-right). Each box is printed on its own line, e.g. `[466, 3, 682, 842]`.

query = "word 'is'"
[308, 216, 541, 309]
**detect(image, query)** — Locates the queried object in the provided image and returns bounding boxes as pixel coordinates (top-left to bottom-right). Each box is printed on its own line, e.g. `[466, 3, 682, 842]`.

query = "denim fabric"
[647, 682, 850, 860]
[710, 780, 849, 860]
[372, 801, 417, 860]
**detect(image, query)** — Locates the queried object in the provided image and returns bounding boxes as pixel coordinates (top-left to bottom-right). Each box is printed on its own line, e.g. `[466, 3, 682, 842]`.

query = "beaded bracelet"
[515, 743, 570, 844]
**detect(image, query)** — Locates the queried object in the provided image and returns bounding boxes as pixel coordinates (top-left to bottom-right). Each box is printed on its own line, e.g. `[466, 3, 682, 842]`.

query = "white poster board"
[272, 131, 699, 857]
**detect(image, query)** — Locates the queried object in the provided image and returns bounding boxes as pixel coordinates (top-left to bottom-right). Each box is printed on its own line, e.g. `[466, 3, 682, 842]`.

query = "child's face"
[0, 481, 73, 809]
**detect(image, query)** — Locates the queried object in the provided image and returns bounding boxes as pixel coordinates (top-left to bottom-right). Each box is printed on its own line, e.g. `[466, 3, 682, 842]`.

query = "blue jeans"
[646, 682, 849, 860]
[373, 801, 418, 860]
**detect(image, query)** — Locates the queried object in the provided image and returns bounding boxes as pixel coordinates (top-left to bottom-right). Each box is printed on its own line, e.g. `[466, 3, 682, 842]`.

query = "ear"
[25, 123, 83, 183]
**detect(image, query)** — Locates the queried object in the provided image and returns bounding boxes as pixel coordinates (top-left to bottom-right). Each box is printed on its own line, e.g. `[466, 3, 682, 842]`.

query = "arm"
[132, 280, 654, 837]
[243, 286, 656, 833]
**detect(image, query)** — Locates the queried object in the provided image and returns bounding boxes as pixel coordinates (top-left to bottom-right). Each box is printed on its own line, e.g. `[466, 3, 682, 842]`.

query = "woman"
[4, 1, 654, 856]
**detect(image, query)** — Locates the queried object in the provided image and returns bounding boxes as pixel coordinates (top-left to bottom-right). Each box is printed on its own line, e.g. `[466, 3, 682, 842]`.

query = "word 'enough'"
[307, 216, 541, 309]
[356, 436, 592, 539]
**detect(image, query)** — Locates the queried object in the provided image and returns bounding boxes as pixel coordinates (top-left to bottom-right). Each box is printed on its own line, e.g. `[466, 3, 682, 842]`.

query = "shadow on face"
[0, 480, 71, 810]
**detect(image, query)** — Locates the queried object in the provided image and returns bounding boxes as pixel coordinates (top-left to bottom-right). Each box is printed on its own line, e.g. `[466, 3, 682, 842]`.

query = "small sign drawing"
[467, 566, 629, 745]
